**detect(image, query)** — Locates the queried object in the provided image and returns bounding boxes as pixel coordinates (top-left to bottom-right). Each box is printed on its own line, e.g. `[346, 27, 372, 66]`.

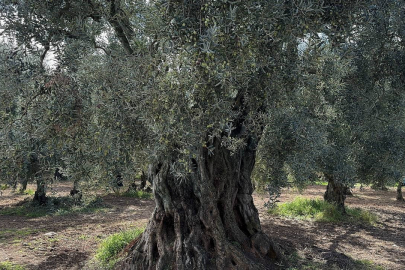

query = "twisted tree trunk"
[120, 138, 280, 270]
[323, 173, 346, 214]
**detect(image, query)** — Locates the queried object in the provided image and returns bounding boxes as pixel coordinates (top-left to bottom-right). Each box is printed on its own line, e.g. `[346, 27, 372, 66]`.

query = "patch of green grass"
[345, 207, 378, 225]
[354, 259, 385, 270]
[0, 196, 109, 218]
[18, 189, 35, 196]
[78, 234, 89, 240]
[95, 228, 144, 269]
[54, 197, 110, 216]
[0, 205, 48, 218]
[313, 181, 328, 186]
[269, 197, 377, 225]
[120, 190, 153, 199]
[0, 184, 9, 191]
[0, 228, 43, 243]
[0, 228, 39, 238]
[0, 261, 26, 270]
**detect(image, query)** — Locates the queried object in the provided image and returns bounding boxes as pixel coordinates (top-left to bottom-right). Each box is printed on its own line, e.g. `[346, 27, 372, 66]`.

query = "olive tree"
[255, 0, 405, 212]
[345, 0, 405, 202]
[4, 0, 404, 269]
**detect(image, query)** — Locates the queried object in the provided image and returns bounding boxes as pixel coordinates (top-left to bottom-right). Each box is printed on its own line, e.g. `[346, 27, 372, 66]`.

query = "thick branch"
[108, 0, 134, 55]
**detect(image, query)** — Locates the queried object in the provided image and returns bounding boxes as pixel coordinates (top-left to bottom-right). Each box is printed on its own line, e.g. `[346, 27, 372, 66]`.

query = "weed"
[79, 234, 89, 240]
[95, 228, 144, 269]
[0, 205, 49, 218]
[0, 261, 26, 270]
[269, 197, 377, 225]
[120, 190, 153, 199]
[0, 228, 41, 243]
[354, 259, 385, 270]
[18, 189, 34, 196]
[313, 181, 328, 186]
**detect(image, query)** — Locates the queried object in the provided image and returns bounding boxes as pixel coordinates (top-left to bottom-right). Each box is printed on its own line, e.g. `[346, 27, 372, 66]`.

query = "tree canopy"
[1, 0, 405, 269]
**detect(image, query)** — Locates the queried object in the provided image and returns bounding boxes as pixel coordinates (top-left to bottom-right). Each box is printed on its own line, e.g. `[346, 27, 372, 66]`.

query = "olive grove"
[1, 0, 405, 269]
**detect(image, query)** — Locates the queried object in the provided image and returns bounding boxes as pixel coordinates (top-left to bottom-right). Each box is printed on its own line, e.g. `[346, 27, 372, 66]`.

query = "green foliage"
[0, 261, 26, 270]
[95, 228, 144, 269]
[1, 0, 404, 205]
[269, 197, 377, 225]
[1, 4, 405, 268]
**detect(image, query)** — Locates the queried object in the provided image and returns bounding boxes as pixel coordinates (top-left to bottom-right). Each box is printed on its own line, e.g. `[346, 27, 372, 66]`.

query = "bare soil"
[0, 183, 404, 269]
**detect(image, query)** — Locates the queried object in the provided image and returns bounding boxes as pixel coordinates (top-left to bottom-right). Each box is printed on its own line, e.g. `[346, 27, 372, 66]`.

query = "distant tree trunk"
[343, 185, 353, 196]
[33, 179, 47, 205]
[19, 178, 28, 192]
[30, 153, 44, 203]
[70, 180, 82, 202]
[323, 173, 346, 214]
[371, 180, 388, 191]
[139, 170, 147, 190]
[120, 138, 280, 270]
[396, 182, 403, 201]
[147, 164, 154, 185]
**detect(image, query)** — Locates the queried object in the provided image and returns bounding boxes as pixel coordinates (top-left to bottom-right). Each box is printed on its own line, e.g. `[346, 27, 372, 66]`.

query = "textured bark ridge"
[323, 174, 346, 213]
[120, 138, 280, 270]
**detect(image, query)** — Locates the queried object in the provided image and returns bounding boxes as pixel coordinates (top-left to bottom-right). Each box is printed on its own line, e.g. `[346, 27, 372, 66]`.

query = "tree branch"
[108, 0, 134, 55]
[40, 41, 50, 70]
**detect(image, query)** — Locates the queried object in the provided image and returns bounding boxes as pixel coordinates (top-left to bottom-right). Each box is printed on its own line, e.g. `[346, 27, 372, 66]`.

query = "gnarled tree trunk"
[120, 138, 280, 270]
[397, 182, 403, 201]
[323, 173, 346, 214]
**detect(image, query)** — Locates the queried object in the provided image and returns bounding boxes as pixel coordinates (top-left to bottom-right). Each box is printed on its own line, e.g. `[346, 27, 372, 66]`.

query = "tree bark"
[70, 179, 82, 203]
[139, 171, 147, 191]
[120, 138, 280, 270]
[343, 185, 353, 196]
[396, 182, 403, 201]
[323, 174, 346, 214]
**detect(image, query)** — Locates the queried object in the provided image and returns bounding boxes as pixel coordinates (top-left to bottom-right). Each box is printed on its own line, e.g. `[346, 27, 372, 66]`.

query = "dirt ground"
[0, 182, 404, 269]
